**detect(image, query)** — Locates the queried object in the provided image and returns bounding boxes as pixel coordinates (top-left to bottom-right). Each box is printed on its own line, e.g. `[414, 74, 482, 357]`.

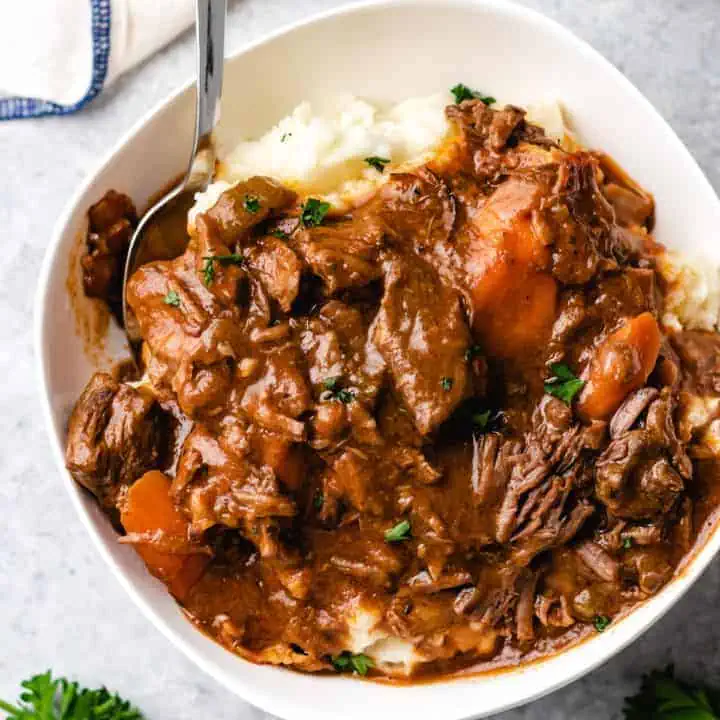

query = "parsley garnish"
[301, 198, 331, 227]
[544, 363, 585, 405]
[465, 344, 482, 362]
[271, 228, 289, 239]
[202, 254, 246, 286]
[0, 671, 143, 719]
[163, 290, 180, 307]
[331, 652, 374, 676]
[385, 519, 411, 543]
[281, 132, 292, 142]
[365, 156, 390, 173]
[623, 665, 720, 720]
[320, 376, 354, 404]
[313, 490, 324, 511]
[244, 195, 261, 214]
[440, 376, 454, 391]
[623, 537, 633, 549]
[593, 615, 611, 632]
[451, 83, 496, 106]
[472, 410, 492, 431]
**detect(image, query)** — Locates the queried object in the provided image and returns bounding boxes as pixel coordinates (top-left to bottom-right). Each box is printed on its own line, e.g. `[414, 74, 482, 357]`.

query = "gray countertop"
[1, 1, 718, 718]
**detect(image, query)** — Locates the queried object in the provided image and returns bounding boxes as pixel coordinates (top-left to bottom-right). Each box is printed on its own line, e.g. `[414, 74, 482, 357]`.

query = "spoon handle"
[195, 0, 227, 146]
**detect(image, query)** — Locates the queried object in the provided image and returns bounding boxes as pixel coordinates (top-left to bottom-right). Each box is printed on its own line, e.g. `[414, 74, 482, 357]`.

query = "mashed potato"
[656, 251, 720, 333]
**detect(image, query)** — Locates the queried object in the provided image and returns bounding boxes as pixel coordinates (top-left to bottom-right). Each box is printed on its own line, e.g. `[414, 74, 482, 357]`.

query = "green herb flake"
[451, 83, 496, 106]
[385, 519, 411, 543]
[331, 652, 374, 676]
[336, 389, 354, 404]
[323, 376, 341, 392]
[281, 132, 292, 142]
[202, 257, 216, 286]
[301, 198, 331, 228]
[465, 344, 482, 362]
[623, 537, 633, 550]
[0, 670, 144, 720]
[314, 491, 324, 511]
[544, 363, 585, 405]
[472, 410, 492, 431]
[163, 290, 180, 307]
[202, 254, 246, 286]
[244, 195, 261, 214]
[593, 615, 611, 632]
[440, 376, 454, 392]
[365, 156, 391, 173]
[271, 228, 289, 239]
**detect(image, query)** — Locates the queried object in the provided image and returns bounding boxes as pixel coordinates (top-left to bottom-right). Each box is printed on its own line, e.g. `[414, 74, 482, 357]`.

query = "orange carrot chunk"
[120, 470, 207, 600]
[577, 312, 661, 420]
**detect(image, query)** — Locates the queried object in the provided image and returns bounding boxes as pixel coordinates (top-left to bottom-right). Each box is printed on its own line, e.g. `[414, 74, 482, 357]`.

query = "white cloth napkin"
[0, 0, 195, 118]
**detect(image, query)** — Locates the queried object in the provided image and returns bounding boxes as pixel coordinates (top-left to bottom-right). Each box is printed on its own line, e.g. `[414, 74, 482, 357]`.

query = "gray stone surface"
[1, 0, 718, 718]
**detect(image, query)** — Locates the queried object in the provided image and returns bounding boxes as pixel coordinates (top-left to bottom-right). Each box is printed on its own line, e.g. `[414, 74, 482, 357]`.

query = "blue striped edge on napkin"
[0, 0, 111, 121]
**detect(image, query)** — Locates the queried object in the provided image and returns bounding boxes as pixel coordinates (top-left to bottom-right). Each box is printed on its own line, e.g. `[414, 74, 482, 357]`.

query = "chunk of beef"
[609, 388, 659, 439]
[241, 342, 312, 441]
[371, 256, 471, 434]
[81, 190, 137, 318]
[596, 390, 690, 519]
[291, 218, 384, 294]
[173, 426, 296, 534]
[204, 177, 296, 245]
[300, 301, 385, 448]
[672, 330, 720, 395]
[66, 373, 166, 508]
[446, 101, 527, 154]
[245, 235, 302, 312]
[360, 168, 456, 252]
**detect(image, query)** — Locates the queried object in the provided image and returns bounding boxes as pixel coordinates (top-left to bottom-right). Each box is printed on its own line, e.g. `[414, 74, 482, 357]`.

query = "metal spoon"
[122, 0, 227, 343]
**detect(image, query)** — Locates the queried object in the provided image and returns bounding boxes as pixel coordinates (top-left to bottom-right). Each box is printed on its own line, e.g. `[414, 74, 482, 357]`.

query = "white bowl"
[35, 1, 720, 718]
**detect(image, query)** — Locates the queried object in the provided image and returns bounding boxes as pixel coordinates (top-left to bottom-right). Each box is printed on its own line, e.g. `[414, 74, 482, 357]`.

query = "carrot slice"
[121, 470, 207, 600]
[577, 312, 661, 420]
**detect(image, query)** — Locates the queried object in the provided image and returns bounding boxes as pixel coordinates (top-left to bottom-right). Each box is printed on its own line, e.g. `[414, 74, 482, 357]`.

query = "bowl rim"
[34, 0, 720, 718]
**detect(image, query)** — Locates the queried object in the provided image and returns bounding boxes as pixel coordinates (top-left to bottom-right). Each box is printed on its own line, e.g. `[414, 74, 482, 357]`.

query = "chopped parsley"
[321, 376, 354, 404]
[281, 132, 292, 142]
[385, 519, 411, 543]
[163, 290, 180, 307]
[544, 363, 585, 405]
[365, 156, 390, 173]
[202, 253, 246, 286]
[465, 344, 482, 362]
[440, 376, 454, 391]
[271, 228, 289, 239]
[623, 537, 633, 550]
[593, 615, 611, 632]
[244, 195, 261, 214]
[0, 671, 143, 720]
[451, 83, 496, 106]
[301, 198, 331, 227]
[313, 491, 324, 511]
[331, 652, 374, 676]
[472, 410, 492, 431]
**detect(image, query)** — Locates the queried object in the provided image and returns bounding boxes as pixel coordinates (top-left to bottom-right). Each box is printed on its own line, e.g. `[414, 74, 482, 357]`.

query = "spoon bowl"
[121, 0, 226, 343]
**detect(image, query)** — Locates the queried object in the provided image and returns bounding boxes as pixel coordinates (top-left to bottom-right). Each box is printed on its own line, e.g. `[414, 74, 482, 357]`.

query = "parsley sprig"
[320, 376, 354, 404]
[451, 83, 496, 106]
[331, 653, 374, 676]
[385, 519, 411, 543]
[365, 156, 390, 173]
[202, 253, 246, 286]
[301, 198, 331, 228]
[0, 671, 143, 719]
[624, 665, 720, 719]
[544, 363, 585, 405]
[163, 290, 180, 307]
